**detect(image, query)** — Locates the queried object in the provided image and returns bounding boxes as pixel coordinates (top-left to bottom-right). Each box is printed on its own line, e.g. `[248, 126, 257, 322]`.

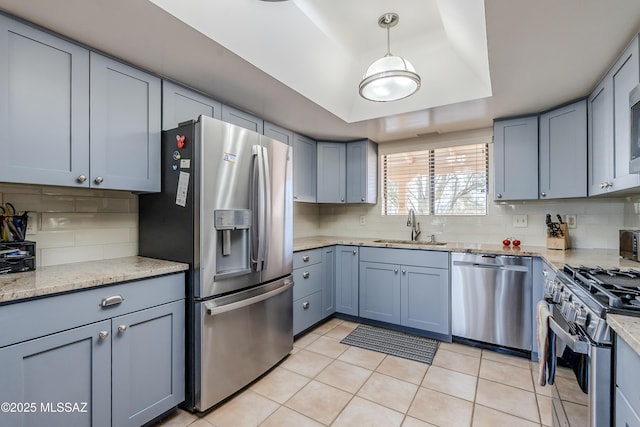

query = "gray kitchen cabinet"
[493, 116, 539, 200]
[346, 139, 378, 204]
[111, 300, 185, 427]
[335, 245, 359, 316]
[539, 100, 587, 199]
[221, 104, 264, 134]
[589, 34, 640, 195]
[264, 121, 294, 146]
[359, 247, 450, 336]
[317, 142, 347, 203]
[400, 265, 449, 334]
[162, 80, 222, 130]
[0, 273, 185, 426]
[359, 261, 401, 324]
[615, 336, 640, 426]
[0, 320, 111, 427]
[293, 134, 317, 202]
[293, 249, 323, 335]
[0, 14, 90, 188]
[90, 52, 161, 192]
[322, 246, 336, 317]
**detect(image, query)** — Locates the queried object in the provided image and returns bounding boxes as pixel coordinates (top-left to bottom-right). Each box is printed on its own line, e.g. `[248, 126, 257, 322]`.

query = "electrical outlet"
[566, 214, 577, 229]
[513, 214, 528, 228]
[25, 212, 38, 235]
[359, 215, 366, 226]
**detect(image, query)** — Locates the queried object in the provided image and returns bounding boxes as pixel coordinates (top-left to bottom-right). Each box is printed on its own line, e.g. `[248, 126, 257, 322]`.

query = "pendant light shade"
[359, 13, 421, 102]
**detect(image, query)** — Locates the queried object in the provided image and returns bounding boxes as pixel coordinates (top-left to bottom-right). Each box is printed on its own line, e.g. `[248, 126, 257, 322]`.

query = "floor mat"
[340, 324, 439, 364]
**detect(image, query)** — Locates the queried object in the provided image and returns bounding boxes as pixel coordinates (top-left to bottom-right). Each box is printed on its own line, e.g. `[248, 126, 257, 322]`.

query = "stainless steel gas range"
[545, 265, 640, 427]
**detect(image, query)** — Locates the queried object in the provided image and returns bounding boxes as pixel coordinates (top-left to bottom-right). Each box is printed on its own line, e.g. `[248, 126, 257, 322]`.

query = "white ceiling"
[0, 0, 639, 142]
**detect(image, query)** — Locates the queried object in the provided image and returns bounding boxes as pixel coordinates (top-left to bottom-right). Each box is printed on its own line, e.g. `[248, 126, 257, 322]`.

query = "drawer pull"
[302, 255, 310, 262]
[101, 295, 124, 307]
[303, 271, 310, 279]
[98, 331, 109, 340]
[353, 250, 357, 255]
[117, 325, 128, 333]
[302, 301, 310, 309]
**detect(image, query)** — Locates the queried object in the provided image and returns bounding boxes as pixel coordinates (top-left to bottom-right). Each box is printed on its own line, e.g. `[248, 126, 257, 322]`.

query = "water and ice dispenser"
[213, 209, 251, 279]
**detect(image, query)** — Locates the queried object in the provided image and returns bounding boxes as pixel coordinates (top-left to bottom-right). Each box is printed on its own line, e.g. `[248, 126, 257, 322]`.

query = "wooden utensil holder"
[547, 223, 569, 250]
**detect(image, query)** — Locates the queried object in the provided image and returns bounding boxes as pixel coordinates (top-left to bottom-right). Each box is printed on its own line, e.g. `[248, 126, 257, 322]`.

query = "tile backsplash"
[0, 184, 137, 266]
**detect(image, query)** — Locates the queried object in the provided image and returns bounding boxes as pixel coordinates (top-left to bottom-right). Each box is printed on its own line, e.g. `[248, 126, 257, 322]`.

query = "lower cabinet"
[322, 246, 336, 317]
[335, 246, 360, 316]
[359, 262, 401, 323]
[615, 336, 640, 426]
[293, 249, 323, 335]
[0, 273, 185, 427]
[400, 265, 449, 334]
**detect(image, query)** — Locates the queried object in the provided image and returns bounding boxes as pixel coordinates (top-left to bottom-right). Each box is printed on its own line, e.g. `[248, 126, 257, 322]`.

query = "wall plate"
[513, 214, 528, 228]
[566, 214, 577, 229]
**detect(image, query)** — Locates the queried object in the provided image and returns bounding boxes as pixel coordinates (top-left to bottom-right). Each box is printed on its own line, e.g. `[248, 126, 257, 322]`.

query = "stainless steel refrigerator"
[139, 116, 293, 412]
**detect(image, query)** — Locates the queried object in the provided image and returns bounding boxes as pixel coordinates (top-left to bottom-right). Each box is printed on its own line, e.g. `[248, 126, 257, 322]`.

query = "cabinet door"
[493, 116, 539, 200]
[162, 80, 221, 130]
[335, 246, 359, 316]
[0, 15, 90, 187]
[112, 301, 185, 427]
[346, 139, 378, 204]
[317, 142, 346, 203]
[588, 80, 614, 195]
[0, 320, 111, 427]
[539, 100, 587, 199]
[612, 35, 640, 190]
[264, 121, 294, 145]
[221, 104, 263, 133]
[293, 134, 317, 202]
[616, 388, 640, 427]
[90, 52, 161, 192]
[322, 246, 336, 317]
[359, 262, 401, 324]
[400, 265, 449, 334]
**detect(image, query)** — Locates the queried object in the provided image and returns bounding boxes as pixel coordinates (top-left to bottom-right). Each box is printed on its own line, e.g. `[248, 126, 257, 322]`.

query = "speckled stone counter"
[608, 314, 640, 355]
[294, 235, 640, 270]
[0, 256, 188, 304]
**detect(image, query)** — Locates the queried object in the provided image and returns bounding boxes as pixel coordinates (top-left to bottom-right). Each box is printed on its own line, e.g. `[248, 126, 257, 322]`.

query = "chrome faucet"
[406, 208, 421, 241]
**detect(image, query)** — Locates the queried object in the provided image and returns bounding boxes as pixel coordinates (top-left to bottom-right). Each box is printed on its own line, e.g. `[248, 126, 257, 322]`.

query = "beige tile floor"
[156, 318, 577, 427]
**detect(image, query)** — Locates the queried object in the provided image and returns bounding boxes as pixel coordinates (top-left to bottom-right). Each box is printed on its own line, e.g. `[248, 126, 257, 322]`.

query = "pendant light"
[359, 13, 421, 102]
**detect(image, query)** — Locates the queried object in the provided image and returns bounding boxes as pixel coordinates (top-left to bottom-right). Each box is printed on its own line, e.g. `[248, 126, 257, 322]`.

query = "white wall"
[0, 183, 138, 266]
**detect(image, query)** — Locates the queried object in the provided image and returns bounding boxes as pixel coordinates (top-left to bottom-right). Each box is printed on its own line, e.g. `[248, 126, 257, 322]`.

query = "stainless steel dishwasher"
[451, 253, 532, 351]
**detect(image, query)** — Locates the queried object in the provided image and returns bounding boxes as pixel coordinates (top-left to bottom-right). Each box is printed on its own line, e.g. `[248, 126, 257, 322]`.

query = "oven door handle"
[548, 317, 590, 355]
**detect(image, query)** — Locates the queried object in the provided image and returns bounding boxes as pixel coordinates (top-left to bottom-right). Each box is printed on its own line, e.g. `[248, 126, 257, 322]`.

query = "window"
[382, 143, 488, 216]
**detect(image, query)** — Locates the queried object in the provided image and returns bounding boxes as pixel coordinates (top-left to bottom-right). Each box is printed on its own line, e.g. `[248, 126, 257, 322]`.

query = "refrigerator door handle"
[261, 146, 271, 268]
[250, 145, 268, 271]
[204, 279, 294, 316]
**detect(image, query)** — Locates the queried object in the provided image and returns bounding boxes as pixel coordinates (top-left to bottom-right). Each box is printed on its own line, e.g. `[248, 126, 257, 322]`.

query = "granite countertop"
[293, 235, 640, 270]
[0, 256, 188, 304]
[608, 314, 640, 355]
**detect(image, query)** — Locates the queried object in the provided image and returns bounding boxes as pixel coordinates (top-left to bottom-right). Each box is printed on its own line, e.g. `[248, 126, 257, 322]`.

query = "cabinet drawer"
[360, 247, 449, 269]
[0, 273, 185, 348]
[293, 291, 322, 335]
[293, 263, 322, 300]
[617, 336, 640, 416]
[616, 387, 640, 427]
[294, 248, 322, 269]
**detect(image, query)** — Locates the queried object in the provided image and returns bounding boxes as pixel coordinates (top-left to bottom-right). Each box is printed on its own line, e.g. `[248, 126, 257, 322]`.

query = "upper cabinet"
[588, 34, 640, 195]
[221, 104, 263, 134]
[90, 53, 161, 192]
[162, 80, 221, 130]
[264, 121, 294, 146]
[317, 139, 378, 204]
[293, 134, 317, 202]
[317, 142, 346, 203]
[0, 15, 161, 192]
[539, 99, 587, 199]
[493, 116, 539, 200]
[346, 139, 378, 204]
[0, 15, 90, 188]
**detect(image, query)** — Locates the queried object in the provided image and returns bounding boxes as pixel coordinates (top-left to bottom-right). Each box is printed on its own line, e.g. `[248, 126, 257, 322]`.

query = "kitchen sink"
[373, 239, 447, 246]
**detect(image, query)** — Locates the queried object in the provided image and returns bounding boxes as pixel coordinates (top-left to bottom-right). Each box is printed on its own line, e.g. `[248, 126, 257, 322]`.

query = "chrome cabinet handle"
[94, 176, 104, 184]
[352, 250, 357, 255]
[302, 255, 310, 262]
[101, 295, 124, 307]
[540, 192, 546, 197]
[117, 325, 127, 333]
[77, 175, 87, 183]
[361, 197, 365, 201]
[341, 198, 345, 202]
[98, 331, 109, 340]
[402, 269, 406, 274]
[496, 193, 502, 199]
[302, 301, 310, 309]
[394, 268, 398, 273]
[303, 271, 310, 279]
